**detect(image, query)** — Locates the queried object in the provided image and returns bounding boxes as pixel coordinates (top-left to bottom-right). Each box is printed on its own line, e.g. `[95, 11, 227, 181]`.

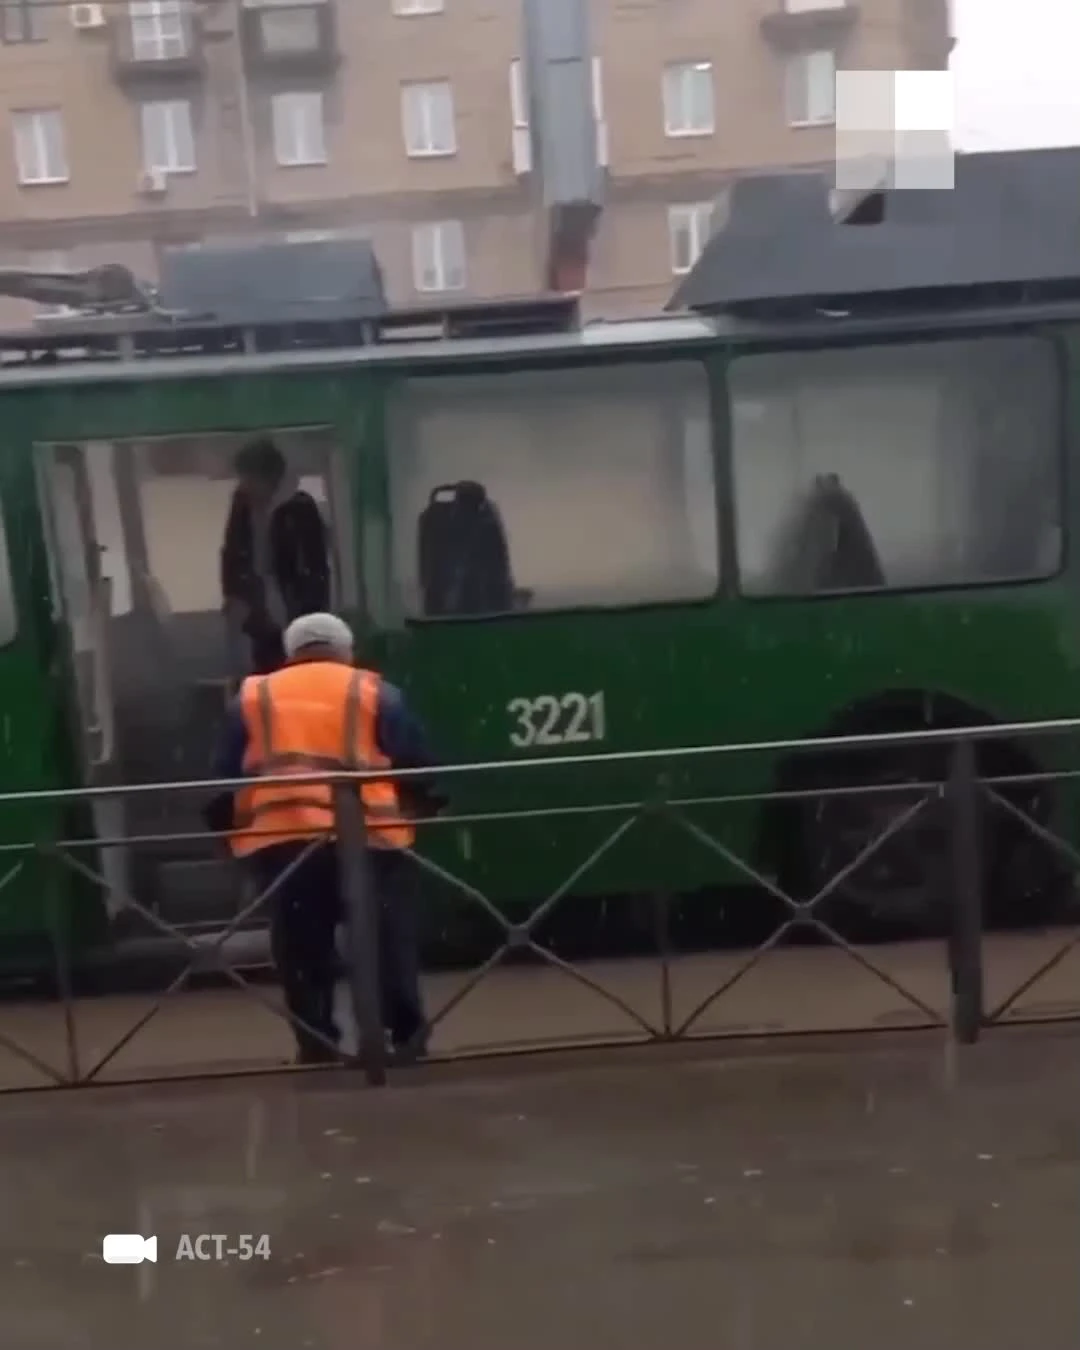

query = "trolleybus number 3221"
[507, 692, 607, 748]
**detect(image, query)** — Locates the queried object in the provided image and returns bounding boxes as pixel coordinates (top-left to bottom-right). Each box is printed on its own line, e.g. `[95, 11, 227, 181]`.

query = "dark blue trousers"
[250, 840, 426, 1060]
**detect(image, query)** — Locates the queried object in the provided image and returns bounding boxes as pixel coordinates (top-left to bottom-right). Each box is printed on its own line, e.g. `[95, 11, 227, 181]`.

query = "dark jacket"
[204, 671, 446, 834]
[220, 487, 331, 622]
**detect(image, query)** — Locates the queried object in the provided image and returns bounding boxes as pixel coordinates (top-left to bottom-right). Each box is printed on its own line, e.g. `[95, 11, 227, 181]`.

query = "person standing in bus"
[220, 437, 332, 674]
[207, 612, 442, 1066]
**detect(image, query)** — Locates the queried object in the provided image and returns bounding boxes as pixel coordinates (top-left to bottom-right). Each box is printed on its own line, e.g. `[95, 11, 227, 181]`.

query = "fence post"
[946, 738, 984, 1047]
[46, 890, 80, 1085]
[333, 784, 387, 1087]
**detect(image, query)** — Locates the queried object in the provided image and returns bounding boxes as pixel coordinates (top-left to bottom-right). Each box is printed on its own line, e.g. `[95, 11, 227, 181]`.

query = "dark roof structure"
[157, 236, 387, 325]
[668, 146, 1080, 315]
[0, 263, 155, 314]
[0, 234, 584, 365]
[0, 236, 388, 328]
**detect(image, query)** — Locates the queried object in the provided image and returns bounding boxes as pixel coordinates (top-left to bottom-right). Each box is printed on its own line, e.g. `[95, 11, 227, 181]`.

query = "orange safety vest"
[229, 661, 415, 859]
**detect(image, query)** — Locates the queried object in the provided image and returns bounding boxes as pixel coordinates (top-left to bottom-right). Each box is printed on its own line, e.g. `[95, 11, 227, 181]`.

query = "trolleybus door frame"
[35, 442, 128, 918]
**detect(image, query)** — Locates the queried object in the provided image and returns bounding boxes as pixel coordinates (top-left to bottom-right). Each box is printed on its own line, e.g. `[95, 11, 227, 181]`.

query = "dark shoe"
[388, 1034, 429, 1066]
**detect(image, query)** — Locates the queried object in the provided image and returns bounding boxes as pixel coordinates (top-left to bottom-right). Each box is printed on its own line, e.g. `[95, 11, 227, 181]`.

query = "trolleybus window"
[389, 360, 718, 617]
[0, 493, 17, 646]
[730, 334, 1061, 596]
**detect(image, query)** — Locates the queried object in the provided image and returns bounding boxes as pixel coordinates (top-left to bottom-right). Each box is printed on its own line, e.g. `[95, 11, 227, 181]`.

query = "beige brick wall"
[0, 0, 951, 322]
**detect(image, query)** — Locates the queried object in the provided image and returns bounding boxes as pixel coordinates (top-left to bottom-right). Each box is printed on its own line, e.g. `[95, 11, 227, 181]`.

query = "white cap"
[283, 612, 354, 660]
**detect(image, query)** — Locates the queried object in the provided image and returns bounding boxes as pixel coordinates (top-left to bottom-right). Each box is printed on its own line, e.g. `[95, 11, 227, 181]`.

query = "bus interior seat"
[418, 480, 517, 616]
[779, 473, 886, 592]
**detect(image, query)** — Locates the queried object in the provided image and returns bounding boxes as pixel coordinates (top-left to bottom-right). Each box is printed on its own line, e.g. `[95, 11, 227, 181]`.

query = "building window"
[785, 49, 836, 126]
[392, 0, 443, 12]
[662, 62, 714, 137]
[591, 56, 609, 168]
[259, 7, 319, 53]
[411, 220, 465, 293]
[509, 57, 528, 128]
[129, 0, 186, 61]
[12, 109, 68, 185]
[509, 57, 606, 172]
[271, 91, 327, 166]
[509, 58, 531, 174]
[401, 81, 456, 157]
[668, 203, 713, 275]
[729, 336, 1062, 596]
[1, 0, 44, 44]
[140, 100, 195, 174]
[388, 362, 718, 618]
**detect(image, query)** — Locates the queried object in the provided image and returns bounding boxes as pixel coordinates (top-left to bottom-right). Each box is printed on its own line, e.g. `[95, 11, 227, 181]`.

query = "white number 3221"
[507, 691, 606, 748]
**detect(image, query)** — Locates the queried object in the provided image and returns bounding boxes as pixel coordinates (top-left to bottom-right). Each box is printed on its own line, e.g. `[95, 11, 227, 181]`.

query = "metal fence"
[0, 715, 1079, 1092]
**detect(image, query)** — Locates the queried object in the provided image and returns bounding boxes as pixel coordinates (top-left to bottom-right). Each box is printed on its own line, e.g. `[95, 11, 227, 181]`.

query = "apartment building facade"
[0, 0, 952, 323]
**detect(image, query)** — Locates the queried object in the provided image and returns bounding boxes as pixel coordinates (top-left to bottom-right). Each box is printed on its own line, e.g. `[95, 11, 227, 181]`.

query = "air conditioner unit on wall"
[70, 3, 106, 30]
[137, 169, 169, 197]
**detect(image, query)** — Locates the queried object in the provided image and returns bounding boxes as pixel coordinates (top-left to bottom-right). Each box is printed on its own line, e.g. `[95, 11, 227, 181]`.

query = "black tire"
[791, 743, 1064, 939]
[791, 746, 952, 939]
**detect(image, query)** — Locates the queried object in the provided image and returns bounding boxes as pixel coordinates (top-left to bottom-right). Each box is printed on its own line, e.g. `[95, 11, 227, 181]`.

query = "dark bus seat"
[778, 473, 886, 593]
[418, 481, 516, 616]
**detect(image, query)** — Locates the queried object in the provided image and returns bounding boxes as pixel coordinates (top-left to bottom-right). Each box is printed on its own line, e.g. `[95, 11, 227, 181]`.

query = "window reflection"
[730, 336, 1061, 595]
[389, 361, 719, 617]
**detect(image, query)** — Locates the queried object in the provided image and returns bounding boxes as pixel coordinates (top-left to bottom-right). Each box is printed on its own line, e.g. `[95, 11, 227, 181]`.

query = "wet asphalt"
[0, 1029, 1076, 1348]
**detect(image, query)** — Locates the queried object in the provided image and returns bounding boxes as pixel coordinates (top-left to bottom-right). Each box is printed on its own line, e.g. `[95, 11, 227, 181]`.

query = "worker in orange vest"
[207, 612, 443, 1065]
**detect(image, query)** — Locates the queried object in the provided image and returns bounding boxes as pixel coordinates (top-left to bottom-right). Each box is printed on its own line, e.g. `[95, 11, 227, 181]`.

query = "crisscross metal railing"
[0, 787, 389, 1088]
[0, 714, 1074, 1089]
[409, 807, 658, 1045]
[396, 778, 950, 1054]
[978, 767, 1080, 1027]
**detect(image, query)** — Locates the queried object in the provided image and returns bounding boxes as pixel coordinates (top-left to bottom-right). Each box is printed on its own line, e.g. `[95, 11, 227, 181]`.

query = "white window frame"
[140, 99, 195, 174]
[392, 0, 443, 13]
[591, 56, 609, 167]
[668, 203, 713, 276]
[509, 58, 531, 174]
[785, 49, 837, 127]
[411, 220, 465, 294]
[271, 91, 327, 167]
[128, 0, 186, 61]
[12, 109, 68, 186]
[509, 57, 528, 130]
[1, 0, 45, 45]
[662, 62, 715, 138]
[401, 81, 456, 158]
[509, 57, 607, 172]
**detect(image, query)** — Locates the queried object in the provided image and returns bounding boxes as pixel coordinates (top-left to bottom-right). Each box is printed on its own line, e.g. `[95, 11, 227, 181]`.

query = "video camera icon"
[102, 1234, 158, 1265]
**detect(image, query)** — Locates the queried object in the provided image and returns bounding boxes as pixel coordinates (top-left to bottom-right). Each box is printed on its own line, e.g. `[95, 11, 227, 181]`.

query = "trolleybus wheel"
[790, 744, 1064, 937]
[794, 749, 950, 937]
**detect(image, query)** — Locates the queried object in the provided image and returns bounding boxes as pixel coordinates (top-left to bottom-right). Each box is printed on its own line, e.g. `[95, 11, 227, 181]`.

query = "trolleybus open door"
[37, 426, 359, 941]
[36, 444, 128, 920]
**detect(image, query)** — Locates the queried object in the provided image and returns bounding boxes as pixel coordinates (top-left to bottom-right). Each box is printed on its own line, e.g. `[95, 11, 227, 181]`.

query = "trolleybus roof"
[3, 145, 1080, 386]
[670, 146, 1080, 317]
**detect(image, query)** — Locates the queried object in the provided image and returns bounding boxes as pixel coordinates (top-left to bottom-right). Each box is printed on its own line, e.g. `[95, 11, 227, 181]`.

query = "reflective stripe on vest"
[229, 664, 414, 858]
